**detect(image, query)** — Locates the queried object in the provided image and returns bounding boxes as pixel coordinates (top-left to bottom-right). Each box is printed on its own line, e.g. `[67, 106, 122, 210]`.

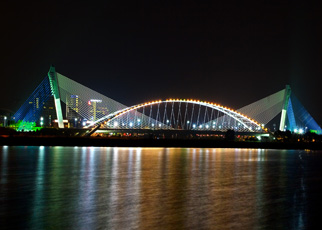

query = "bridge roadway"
[93, 128, 270, 139]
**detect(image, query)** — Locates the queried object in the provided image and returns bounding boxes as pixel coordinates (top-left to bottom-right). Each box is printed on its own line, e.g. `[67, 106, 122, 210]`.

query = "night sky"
[1, 1, 321, 124]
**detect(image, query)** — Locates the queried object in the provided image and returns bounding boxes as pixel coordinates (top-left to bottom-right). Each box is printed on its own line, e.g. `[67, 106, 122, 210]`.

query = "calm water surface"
[1, 146, 322, 229]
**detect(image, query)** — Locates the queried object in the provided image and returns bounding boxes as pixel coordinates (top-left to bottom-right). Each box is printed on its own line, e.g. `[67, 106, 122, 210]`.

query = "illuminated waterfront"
[1, 146, 321, 229]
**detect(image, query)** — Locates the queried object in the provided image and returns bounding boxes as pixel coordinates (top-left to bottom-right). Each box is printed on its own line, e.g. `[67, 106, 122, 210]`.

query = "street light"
[4, 116, 7, 127]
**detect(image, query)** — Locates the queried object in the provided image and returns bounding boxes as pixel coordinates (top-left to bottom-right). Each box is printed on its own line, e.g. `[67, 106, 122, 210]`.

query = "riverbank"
[1, 136, 322, 150]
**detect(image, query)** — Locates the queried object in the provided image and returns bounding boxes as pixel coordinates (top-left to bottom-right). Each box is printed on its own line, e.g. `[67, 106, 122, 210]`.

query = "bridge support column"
[279, 85, 291, 131]
[48, 66, 64, 128]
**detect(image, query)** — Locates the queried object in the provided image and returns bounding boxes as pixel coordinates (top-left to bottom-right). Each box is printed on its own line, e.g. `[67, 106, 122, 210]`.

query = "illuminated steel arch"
[85, 99, 263, 132]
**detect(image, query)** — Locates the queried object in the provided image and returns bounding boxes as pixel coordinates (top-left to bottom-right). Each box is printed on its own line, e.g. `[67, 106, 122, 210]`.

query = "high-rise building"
[67, 95, 82, 120]
[88, 99, 108, 121]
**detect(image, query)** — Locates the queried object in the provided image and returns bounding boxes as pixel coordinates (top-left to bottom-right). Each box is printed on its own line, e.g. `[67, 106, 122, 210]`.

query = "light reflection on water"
[0, 146, 320, 229]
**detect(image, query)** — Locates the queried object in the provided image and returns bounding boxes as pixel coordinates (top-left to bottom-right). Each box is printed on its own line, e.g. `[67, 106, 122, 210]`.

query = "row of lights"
[163, 99, 261, 128]
[109, 120, 256, 130]
[97, 99, 262, 131]
[284, 126, 308, 134]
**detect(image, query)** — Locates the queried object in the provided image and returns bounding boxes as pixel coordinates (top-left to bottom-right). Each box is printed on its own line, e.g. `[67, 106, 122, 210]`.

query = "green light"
[14, 120, 43, 132]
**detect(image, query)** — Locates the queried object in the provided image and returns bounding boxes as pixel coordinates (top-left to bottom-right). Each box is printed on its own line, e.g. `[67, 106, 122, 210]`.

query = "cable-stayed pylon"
[237, 85, 322, 133]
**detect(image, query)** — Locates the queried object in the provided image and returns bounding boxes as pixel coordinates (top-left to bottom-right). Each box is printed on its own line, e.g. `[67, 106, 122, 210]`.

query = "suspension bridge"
[12, 66, 322, 136]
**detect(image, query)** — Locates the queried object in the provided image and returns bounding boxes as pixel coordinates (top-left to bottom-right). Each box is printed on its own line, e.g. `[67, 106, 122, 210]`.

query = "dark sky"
[1, 1, 321, 124]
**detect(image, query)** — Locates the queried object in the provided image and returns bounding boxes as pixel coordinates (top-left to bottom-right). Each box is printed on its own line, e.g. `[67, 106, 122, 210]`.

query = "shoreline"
[1, 136, 322, 150]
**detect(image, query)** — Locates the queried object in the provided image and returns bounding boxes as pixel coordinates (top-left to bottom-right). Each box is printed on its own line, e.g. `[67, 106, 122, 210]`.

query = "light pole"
[4, 116, 7, 127]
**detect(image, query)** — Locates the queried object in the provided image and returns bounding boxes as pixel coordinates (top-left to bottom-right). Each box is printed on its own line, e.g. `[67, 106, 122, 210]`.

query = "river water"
[1, 146, 322, 229]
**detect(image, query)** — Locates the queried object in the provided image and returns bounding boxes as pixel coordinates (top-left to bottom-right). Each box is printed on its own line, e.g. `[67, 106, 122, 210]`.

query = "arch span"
[85, 99, 263, 132]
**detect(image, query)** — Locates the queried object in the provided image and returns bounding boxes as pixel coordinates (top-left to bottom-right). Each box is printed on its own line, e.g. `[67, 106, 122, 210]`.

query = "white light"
[114, 121, 118, 127]
[54, 119, 69, 123]
[213, 121, 216, 124]
[294, 129, 298, 133]
[4, 116, 7, 120]
[199, 125, 202, 128]
[152, 123, 155, 127]
[82, 122, 86, 126]
[219, 125, 222, 129]
[137, 119, 140, 122]
[193, 124, 196, 128]
[187, 121, 190, 124]
[299, 128, 304, 134]
[122, 123, 125, 126]
[40, 117, 44, 121]
[212, 126, 215, 128]
[167, 120, 169, 123]
[261, 124, 265, 127]
[129, 122, 133, 127]
[159, 124, 161, 127]
[206, 125, 209, 128]
[75, 118, 77, 121]
[90, 99, 102, 102]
